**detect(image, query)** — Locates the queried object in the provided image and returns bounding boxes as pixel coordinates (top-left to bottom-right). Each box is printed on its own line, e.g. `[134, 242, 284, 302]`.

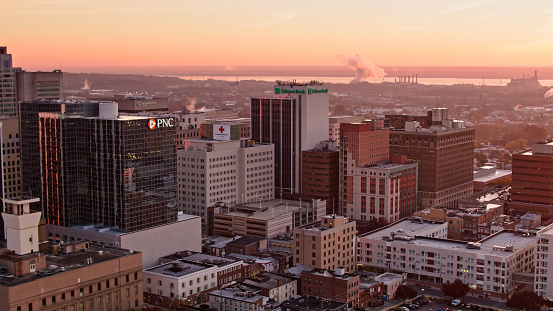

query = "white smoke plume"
[545, 88, 553, 99]
[223, 66, 236, 72]
[184, 96, 197, 112]
[339, 54, 386, 83]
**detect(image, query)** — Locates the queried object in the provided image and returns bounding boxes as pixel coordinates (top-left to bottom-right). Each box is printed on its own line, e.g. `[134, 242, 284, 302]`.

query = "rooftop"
[374, 272, 405, 285]
[145, 260, 215, 278]
[0, 246, 138, 287]
[161, 251, 241, 268]
[358, 218, 445, 239]
[241, 272, 295, 290]
[228, 236, 265, 247]
[209, 286, 262, 303]
[218, 199, 309, 221]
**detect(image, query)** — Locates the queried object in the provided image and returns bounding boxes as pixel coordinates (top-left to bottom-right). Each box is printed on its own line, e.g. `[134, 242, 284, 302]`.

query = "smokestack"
[535, 71, 538, 79]
[416, 74, 418, 84]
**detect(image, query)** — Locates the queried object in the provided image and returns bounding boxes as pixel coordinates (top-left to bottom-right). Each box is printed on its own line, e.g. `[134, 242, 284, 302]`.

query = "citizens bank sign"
[148, 118, 174, 130]
[274, 88, 328, 95]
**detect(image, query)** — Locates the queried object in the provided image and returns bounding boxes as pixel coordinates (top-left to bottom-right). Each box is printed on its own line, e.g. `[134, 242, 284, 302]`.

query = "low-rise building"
[358, 277, 385, 308]
[143, 260, 218, 307]
[159, 251, 245, 289]
[209, 199, 326, 238]
[373, 273, 405, 300]
[208, 285, 264, 311]
[240, 272, 297, 302]
[300, 268, 360, 309]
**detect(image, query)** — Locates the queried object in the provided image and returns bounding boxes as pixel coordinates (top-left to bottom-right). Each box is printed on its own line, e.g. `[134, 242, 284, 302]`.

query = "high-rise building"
[388, 108, 474, 209]
[20, 100, 177, 232]
[339, 122, 418, 222]
[177, 131, 274, 230]
[301, 141, 339, 214]
[329, 115, 364, 143]
[293, 215, 356, 272]
[0, 117, 21, 239]
[507, 141, 553, 219]
[0, 47, 19, 116]
[16, 70, 64, 102]
[251, 81, 329, 197]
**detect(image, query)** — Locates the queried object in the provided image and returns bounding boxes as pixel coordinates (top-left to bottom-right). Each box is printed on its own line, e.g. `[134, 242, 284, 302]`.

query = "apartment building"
[357, 219, 536, 298]
[535, 224, 553, 298]
[293, 215, 356, 272]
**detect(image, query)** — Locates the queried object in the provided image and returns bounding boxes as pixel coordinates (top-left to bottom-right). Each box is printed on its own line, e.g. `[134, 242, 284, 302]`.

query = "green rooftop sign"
[274, 88, 328, 95]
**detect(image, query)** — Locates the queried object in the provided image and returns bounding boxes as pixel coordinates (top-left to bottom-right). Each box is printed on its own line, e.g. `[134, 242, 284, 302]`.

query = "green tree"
[395, 284, 418, 301]
[441, 279, 470, 299]
[506, 290, 544, 311]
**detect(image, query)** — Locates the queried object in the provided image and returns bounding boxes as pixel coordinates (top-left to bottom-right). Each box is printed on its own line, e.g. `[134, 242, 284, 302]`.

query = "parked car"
[452, 299, 461, 307]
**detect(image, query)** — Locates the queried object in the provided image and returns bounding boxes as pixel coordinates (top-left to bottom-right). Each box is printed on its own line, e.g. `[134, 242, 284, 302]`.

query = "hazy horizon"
[50, 65, 553, 80]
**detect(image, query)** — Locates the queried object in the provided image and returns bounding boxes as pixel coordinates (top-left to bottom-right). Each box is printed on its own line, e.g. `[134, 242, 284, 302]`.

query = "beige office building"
[293, 215, 356, 272]
[177, 138, 274, 230]
[209, 199, 326, 239]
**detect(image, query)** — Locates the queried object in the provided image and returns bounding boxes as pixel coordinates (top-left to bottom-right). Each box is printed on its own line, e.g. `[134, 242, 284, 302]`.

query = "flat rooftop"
[222, 200, 306, 221]
[0, 246, 138, 287]
[241, 272, 295, 289]
[145, 260, 213, 278]
[374, 272, 404, 284]
[473, 169, 512, 183]
[359, 219, 445, 239]
[365, 230, 535, 257]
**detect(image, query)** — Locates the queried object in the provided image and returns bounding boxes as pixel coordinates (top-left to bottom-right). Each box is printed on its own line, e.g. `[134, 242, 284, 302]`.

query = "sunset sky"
[3, 0, 553, 70]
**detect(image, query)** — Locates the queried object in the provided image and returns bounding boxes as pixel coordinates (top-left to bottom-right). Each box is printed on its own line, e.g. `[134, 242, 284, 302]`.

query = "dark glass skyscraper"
[20, 100, 177, 232]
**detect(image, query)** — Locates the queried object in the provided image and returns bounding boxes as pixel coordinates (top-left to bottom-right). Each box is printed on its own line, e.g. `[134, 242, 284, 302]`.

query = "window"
[126, 288, 130, 297]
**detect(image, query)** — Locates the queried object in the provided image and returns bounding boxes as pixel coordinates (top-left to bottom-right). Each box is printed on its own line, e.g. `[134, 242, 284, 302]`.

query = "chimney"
[277, 279, 282, 287]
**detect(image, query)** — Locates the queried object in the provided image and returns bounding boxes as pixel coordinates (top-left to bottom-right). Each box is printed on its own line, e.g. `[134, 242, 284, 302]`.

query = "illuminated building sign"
[148, 118, 174, 130]
[274, 88, 328, 95]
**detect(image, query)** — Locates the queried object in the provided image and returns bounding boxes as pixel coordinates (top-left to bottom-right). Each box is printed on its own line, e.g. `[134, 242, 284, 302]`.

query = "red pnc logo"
[148, 119, 156, 130]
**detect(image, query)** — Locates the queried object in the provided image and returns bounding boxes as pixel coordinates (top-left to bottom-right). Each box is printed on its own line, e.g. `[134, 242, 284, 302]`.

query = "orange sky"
[3, 0, 553, 70]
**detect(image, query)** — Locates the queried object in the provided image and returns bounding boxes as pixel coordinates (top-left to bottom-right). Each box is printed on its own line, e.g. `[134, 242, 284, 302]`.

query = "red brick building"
[301, 141, 340, 214]
[300, 268, 360, 309]
[508, 142, 553, 220]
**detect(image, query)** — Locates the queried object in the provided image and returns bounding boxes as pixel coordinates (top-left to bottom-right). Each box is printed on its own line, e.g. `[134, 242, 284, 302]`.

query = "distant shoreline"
[48, 66, 553, 80]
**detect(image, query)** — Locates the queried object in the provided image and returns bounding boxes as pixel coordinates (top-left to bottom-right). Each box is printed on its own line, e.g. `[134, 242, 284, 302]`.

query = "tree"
[475, 152, 488, 166]
[395, 284, 417, 301]
[506, 290, 545, 311]
[441, 279, 470, 299]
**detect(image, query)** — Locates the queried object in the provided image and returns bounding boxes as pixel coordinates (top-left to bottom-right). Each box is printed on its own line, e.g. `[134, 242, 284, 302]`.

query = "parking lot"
[387, 297, 503, 311]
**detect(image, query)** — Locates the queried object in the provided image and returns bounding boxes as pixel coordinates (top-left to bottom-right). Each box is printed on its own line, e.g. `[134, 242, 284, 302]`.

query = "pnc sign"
[148, 118, 174, 130]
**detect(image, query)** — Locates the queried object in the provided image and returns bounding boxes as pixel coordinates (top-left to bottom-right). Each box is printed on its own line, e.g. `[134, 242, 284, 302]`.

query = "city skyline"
[3, 0, 553, 71]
